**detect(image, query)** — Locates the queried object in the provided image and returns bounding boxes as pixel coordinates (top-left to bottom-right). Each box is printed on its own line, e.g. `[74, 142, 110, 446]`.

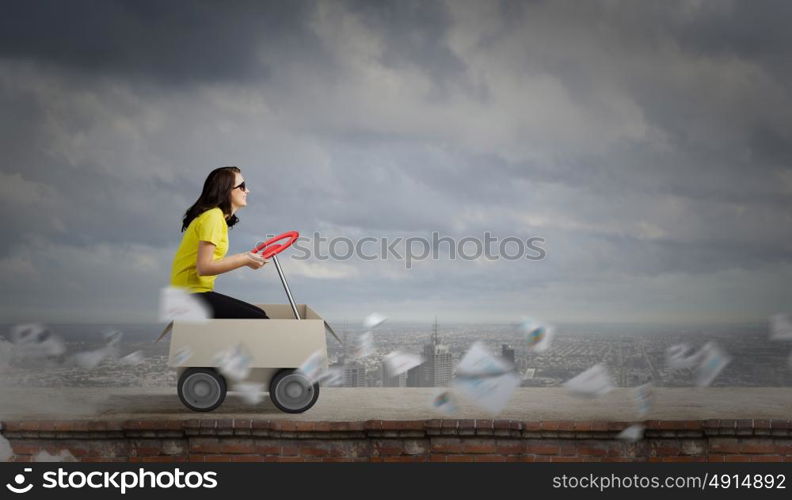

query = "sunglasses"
[233, 181, 246, 191]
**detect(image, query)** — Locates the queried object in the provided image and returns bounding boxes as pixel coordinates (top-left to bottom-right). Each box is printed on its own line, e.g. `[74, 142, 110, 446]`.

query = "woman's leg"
[193, 291, 269, 319]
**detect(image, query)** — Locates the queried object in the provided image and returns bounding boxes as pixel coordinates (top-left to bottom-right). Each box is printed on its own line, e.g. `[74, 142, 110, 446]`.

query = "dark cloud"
[0, 0, 324, 84]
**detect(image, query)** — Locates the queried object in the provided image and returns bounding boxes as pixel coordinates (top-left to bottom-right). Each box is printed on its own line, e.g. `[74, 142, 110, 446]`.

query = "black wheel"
[269, 369, 320, 414]
[178, 368, 227, 412]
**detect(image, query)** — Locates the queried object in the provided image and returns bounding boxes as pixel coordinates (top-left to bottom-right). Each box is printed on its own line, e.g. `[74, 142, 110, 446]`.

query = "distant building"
[406, 318, 452, 387]
[502, 344, 515, 366]
[381, 362, 407, 387]
[344, 361, 366, 387]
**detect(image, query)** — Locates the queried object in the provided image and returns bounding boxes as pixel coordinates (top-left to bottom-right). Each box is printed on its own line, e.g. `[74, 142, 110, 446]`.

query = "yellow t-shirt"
[170, 207, 229, 293]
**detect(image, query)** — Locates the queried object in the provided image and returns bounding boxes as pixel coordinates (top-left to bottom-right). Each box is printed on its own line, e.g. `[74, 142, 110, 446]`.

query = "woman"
[170, 166, 270, 319]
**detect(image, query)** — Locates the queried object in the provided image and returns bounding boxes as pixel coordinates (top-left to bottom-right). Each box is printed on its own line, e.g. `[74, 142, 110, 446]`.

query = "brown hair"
[181, 166, 241, 232]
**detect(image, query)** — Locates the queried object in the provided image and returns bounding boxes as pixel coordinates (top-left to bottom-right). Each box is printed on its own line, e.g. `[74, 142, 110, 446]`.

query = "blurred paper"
[617, 424, 645, 442]
[235, 382, 264, 405]
[563, 363, 614, 397]
[363, 313, 387, 329]
[695, 342, 731, 387]
[34, 449, 77, 462]
[634, 383, 653, 418]
[119, 351, 144, 366]
[452, 342, 520, 414]
[351, 331, 375, 360]
[519, 319, 554, 354]
[173, 346, 193, 366]
[431, 390, 459, 416]
[317, 367, 345, 387]
[8, 323, 66, 358]
[455, 342, 514, 377]
[770, 313, 792, 340]
[71, 348, 109, 370]
[383, 350, 424, 377]
[159, 287, 210, 323]
[213, 344, 252, 381]
[0, 434, 12, 462]
[102, 329, 123, 347]
[298, 350, 326, 384]
[665, 343, 701, 370]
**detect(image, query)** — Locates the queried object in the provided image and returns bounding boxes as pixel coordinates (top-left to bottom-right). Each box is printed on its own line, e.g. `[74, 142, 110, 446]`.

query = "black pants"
[192, 291, 269, 319]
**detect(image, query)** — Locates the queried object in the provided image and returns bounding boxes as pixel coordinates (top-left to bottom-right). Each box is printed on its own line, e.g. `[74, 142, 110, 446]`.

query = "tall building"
[406, 317, 452, 387]
[345, 361, 366, 387]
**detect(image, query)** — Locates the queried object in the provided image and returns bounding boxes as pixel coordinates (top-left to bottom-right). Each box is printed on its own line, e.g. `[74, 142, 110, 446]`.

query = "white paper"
[520, 319, 554, 354]
[452, 342, 521, 414]
[363, 312, 387, 329]
[634, 383, 653, 417]
[234, 382, 265, 405]
[383, 350, 424, 377]
[454, 342, 514, 377]
[173, 346, 193, 365]
[431, 390, 459, 416]
[8, 323, 66, 358]
[317, 367, 345, 387]
[71, 348, 109, 369]
[351, 331, 375, 360]
[298, 350, 326, 384]
[617, 424, 645, 442]
[665, 343, 702, 370]
[159, 287, 210, 323]
[102, 329, 123, 347]
[695, 342, 731, 387]
[119, 351, 144, 366]
[33, 449, 77, 462]
[563, 363, 614, 397]
[0, 434, 12, 462]
[770, 313, 792, 340]
[213, 344, 253, 381]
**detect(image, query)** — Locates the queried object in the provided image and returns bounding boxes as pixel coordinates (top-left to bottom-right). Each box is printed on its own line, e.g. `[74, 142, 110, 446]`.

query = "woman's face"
[230, 172, 249, 209]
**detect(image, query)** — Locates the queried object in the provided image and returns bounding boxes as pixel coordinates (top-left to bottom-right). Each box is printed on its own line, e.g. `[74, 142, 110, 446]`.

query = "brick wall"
[3, 419, 792, 462]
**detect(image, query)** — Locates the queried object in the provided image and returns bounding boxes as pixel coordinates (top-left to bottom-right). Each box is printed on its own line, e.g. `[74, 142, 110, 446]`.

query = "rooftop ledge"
[2, 388, 791, 462]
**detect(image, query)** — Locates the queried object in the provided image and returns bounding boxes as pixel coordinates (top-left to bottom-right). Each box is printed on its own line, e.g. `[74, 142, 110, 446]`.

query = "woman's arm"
[196, 241, 266, 276]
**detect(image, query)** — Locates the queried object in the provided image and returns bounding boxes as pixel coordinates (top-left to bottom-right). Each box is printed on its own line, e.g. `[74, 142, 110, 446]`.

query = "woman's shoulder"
[197, 207, 225, 221]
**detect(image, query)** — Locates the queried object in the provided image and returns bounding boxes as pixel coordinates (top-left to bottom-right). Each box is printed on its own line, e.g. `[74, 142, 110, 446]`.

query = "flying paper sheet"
[363, 312, 387, 329]
[770, 313, 792, 340]
[34, 450, 77, 462]
[563, 363, 614, 397]
[431, 390, 460, 416]
[71, 348, 109, 370]
[159, 286, 210, 323]
[0, 434, 12, 462]
[213, 344, 253, 381]
[298, 350, 326, 384]
[519, 319, 554, 354]
[383, 350, 424, 377]
[452, 342, 521, 414]
[173, 346, 193, 366]
[8, 323, 65, 358]
[695, 342, 731, 387]
[665, 343, 702, 370]
[617, 424, 645, 442]
[119, 351, 144, 366]
[235, 382, 265, 405]
[634, 383, 653, 418]
[317, 367, 345, 387]
[352, 331, 375, 360]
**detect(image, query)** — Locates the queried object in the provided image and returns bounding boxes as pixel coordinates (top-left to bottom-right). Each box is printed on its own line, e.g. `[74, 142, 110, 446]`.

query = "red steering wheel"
[252, 231, 300, 259]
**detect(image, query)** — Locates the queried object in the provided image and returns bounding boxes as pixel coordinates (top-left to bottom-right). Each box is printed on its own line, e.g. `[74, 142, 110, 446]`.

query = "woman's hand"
[243, 252, 268, 270]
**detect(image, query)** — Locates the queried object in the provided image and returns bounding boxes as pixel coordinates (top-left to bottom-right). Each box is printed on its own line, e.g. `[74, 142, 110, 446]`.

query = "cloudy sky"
[1, 0, 790, 325]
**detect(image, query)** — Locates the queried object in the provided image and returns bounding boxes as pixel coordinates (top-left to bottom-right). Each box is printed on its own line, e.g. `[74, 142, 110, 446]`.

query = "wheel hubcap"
[183, 372, 221, 409]
[274, 373, 313, 411]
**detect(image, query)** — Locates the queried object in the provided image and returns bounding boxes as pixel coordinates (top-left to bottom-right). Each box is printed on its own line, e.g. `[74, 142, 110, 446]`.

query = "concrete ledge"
[4, 418, 792, 462]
